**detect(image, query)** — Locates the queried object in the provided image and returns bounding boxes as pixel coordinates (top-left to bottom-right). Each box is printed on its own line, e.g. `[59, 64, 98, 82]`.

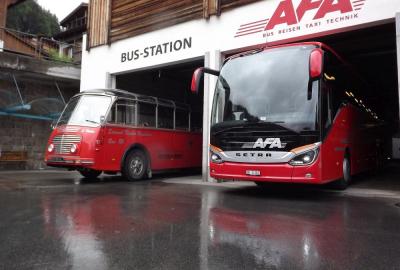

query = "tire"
[123, 150, 148, 181]
[333, 154, 351, 190]
[79, 169, 102, 179]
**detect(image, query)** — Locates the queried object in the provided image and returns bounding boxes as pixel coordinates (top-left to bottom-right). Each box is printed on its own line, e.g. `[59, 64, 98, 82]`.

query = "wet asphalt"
[0, 169, 400, 270]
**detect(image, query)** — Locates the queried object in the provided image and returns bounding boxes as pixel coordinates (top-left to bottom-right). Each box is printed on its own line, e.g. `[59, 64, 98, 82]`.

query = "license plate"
[51, 157, 65, 162]
[246, 170, 261, 176]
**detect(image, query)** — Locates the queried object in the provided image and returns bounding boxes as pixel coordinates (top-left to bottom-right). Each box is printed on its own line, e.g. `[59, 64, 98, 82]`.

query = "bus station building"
[81, 0, 400, 181]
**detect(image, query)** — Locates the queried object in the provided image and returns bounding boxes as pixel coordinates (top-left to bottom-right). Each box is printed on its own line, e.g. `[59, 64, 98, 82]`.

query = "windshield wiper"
[212, 120, 298, 135]
[250, 120, 285, 124]
[85, 119, 99, 124]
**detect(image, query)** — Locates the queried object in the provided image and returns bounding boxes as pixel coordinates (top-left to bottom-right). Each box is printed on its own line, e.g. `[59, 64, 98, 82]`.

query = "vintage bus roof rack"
[80, 88, 190, 111]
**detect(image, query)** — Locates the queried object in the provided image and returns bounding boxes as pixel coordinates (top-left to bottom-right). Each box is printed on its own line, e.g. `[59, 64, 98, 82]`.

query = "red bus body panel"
[209, 42, 382, 185]
[210, 104, 380, 185]
[45, 124, 202, 172]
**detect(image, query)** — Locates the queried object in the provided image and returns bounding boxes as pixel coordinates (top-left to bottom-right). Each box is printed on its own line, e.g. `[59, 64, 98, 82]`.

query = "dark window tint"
[138, 102, 156, 127]
[191, 111, 202, 132]
[211, 46, 319, 133]
[158, 106, 173, 129]
[175, 109, 189, 130]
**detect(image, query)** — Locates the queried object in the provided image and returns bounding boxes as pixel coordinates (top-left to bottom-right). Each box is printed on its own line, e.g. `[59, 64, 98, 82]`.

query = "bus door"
[102, 99, 136, 171]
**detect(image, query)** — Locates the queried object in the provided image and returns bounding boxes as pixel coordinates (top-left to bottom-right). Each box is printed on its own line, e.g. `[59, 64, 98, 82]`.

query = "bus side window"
[175, 108, 189, 131]
[158, 106, 173, 129]
[123, 101, 136, 126]
[109, 100, 136, 125]
[191, 111, 202, 132]
[138, 102, 156, 127]
[324, 52, 349, 119]
[321, 85, 332, 131]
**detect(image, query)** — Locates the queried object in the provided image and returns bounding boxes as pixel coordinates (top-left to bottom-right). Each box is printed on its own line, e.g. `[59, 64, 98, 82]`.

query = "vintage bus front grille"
[52, 135, 81, 154]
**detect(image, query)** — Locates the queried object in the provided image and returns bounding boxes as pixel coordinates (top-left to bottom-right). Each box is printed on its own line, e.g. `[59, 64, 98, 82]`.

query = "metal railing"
[61, 16, 87, 31]
[0, 27, 81, 64]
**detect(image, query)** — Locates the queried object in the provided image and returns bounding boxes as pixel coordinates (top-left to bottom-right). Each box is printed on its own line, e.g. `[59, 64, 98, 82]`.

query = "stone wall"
[0, 116, 51, 170]
[0, 72, 78, 170]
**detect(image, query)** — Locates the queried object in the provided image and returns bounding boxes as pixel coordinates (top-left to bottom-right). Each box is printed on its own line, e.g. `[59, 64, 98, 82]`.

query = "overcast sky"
[36, 0, 88, 22]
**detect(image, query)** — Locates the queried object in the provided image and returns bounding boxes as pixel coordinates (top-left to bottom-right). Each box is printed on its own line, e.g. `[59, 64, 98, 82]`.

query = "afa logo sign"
[235, 0, 366, 38]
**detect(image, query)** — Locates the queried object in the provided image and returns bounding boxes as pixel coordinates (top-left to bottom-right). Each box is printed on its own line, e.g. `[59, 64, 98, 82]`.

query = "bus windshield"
[211, 45, 319, 133]
[57, 95, 112, 127]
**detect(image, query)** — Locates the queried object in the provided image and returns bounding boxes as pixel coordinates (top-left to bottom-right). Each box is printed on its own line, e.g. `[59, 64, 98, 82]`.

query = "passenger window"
[138, 102, 156, 127]
[109, 99, 136, 125]
[175, 109, 189, 130]
[158, 106, 174, 129]
[191, 111, 202, 132]
[324, 52, 349, 116]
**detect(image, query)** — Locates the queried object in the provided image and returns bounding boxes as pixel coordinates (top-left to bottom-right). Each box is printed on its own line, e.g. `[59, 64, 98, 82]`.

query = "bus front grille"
[52, 135, 81, 154]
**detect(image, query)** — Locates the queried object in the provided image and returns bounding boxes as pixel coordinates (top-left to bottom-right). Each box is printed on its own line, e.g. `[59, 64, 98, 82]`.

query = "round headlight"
[70, 144, 77, 153]
[48, 144, 54, 153]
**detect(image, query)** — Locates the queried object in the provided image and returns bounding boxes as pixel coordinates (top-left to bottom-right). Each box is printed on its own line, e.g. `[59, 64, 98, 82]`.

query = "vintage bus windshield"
[211, 45, 319, 133]
[57, 95, 112, 127]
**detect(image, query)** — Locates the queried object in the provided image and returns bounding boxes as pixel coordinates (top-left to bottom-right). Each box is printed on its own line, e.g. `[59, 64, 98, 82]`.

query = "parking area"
[0, 168, 400, 270]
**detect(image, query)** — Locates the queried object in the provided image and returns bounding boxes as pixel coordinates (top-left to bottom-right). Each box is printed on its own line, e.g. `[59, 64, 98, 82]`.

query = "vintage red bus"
[192, 42, 383, 189]
[45, 89, 202, 180]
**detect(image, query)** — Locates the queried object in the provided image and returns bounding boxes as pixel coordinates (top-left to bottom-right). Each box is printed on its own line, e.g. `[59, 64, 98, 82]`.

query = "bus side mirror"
[191, 68, 203, 94]
[308, 49, 323, 100]
[310, 49, 323, 79]
[191, 67, 220, 94]
[100, 115, 106, 124]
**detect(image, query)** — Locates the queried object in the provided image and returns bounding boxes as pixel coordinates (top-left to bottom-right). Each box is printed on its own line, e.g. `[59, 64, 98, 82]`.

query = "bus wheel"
[124, 150, 148, 181]
[333, 154, 351, 190]
[79, 169, 102, 179]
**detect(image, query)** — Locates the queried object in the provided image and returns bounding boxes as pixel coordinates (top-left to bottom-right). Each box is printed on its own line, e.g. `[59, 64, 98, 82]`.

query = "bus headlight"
[70, 144, 78, 154]
[47, 144, 54, 153]
[211, 153, 223, 164]
[210, 144, 224, 164]
[289, 143, 320, 166]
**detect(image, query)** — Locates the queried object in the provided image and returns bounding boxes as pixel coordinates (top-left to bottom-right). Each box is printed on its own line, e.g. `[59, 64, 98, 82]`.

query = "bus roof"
[76, 89, 190, 110]
[226, 42, 345, 64]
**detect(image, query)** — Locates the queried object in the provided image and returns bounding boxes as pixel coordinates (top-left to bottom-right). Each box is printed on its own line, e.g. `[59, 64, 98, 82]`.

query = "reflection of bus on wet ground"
[45, 89, 202, 180]
[208, 201, 395, 270]
[40, 185, 197, 269]
[192, 42, 385, 189]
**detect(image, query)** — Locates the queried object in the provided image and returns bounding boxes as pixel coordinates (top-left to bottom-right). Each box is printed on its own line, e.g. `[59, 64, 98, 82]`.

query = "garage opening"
[115, 58, 205, 176]
[313, 23, 400, 190]
[314, 23, 399, 137]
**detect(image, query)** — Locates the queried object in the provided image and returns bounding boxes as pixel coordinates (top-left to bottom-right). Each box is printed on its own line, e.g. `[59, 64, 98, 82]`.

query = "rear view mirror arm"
[191, 67, 220, 93]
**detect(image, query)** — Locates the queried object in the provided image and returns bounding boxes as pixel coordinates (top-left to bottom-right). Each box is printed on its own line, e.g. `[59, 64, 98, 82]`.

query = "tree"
[6, 0, 60, 37]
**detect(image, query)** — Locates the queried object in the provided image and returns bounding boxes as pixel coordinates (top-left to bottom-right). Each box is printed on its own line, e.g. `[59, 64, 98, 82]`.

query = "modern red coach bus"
[45, 89, 202, 180]
[192, 42, 383, 189]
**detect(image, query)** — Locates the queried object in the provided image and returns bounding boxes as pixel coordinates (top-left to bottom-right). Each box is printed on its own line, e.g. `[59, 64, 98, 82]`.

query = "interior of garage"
[314, 23, 399, 139]
[310, 22, 400, 189]
[115, 59, 205, 133]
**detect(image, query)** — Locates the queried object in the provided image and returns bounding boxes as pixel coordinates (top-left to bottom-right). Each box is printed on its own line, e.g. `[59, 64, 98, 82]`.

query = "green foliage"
[6, 0, 60, 37]
[48, 49, 73, 63]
